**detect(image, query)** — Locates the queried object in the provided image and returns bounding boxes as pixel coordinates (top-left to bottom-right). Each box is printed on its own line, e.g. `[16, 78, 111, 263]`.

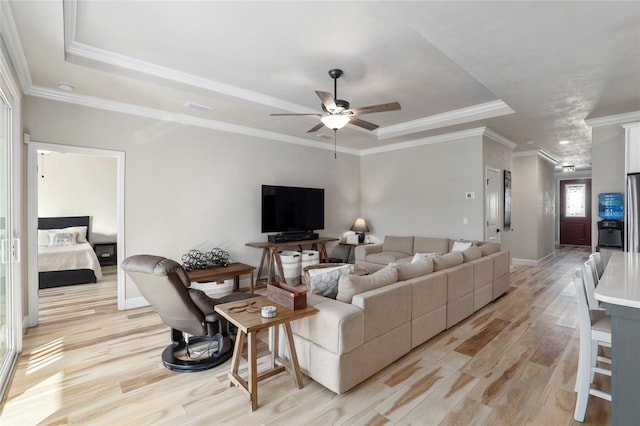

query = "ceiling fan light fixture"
[321, 114, 350, 130]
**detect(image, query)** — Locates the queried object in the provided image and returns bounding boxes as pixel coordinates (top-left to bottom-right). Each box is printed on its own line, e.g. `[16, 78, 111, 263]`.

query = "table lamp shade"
[350, 218, 369, 242]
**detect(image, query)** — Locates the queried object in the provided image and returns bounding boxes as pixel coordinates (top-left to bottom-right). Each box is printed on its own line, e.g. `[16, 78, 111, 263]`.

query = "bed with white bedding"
[38, 216, 103, 289]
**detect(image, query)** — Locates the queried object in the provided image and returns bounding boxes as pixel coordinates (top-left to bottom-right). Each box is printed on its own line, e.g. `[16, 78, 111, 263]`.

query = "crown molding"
[585, 110, 640, 128]
[483, 127, 517, 149]
[26, 85, 360, 156]
[375, 100, 514, 140]
[360, 127, 487, 156]
[0, 0, 32, 92]
[513, 149, 558, 164]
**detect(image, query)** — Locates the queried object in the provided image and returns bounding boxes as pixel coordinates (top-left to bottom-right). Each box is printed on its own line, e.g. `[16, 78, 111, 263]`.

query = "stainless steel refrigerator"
[627, 173, 640, 252]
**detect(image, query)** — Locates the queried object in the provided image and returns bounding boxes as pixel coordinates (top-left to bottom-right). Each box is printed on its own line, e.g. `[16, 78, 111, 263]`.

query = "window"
[566, 184, 586, 217]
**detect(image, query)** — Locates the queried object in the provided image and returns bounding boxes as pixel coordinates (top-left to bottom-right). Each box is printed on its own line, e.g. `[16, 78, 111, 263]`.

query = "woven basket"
[302, 263, 369, 287]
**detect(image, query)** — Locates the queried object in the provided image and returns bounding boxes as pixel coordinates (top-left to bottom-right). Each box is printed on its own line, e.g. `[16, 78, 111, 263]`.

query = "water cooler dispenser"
[597, 193, 624, 251]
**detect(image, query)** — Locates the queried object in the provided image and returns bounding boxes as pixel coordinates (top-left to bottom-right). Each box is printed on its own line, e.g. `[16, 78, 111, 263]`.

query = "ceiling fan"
[271, 68, 401, 133]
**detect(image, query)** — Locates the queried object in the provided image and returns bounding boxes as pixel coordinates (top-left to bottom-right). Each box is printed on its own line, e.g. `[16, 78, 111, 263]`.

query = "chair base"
[161, 336, 233, 372]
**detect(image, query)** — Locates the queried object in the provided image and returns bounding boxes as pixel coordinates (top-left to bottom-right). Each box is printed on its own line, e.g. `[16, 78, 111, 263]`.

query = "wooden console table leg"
[249, 270, 254, 294]
[319, 243, 329, 263]
[273, 249, 285, 283]
[256, 248, 267, 288]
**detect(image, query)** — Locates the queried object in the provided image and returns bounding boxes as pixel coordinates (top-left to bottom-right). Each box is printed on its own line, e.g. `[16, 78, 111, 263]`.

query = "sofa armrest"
[289, 293, 364, 355]
[355, 243, 383, 261]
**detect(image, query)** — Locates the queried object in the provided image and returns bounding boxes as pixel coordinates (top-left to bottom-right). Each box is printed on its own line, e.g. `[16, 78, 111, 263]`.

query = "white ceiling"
[5, 1, 640, 166]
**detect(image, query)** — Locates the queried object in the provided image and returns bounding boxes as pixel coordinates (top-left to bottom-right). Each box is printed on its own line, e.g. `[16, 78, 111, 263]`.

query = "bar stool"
[589, 252, 604, 279]
[572, 268, 611, 422]
[582, 259, 603, 311]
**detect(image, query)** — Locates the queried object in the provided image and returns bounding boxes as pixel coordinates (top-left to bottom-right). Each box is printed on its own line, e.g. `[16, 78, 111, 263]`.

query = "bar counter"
[594, 251, 640, 425]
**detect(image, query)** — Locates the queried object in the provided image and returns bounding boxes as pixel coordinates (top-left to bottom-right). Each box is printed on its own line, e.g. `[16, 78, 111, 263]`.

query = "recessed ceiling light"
[559, 140, 569, 145]
[526, 140, 535, 145]
[183, 101, 212, 112]
[56, 82, 74, 91]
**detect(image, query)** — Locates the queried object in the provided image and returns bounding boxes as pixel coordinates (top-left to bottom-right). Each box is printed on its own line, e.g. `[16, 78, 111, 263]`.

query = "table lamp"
[350, 218, 369, 243]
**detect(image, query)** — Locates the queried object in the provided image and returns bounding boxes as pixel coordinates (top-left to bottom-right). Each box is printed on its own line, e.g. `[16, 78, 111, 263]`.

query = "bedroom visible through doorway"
[27, 142, 125, 326]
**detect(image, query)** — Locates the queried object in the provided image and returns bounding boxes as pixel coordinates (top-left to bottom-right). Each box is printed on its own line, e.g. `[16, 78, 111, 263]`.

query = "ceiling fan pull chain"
[334, 129, 337, 159]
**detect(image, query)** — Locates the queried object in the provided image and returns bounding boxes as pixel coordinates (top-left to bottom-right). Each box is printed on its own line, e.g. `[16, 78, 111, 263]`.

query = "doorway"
[26, 142, 125, 326]
[560, 179, 592, 245]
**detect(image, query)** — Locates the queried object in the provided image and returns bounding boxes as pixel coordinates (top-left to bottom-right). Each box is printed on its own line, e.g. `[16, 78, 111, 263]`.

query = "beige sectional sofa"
[282, 236, 510, 395]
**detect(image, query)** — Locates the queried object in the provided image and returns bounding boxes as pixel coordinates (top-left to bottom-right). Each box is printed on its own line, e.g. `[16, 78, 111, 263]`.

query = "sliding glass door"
[0, 91, 7, 370]
[0, 80, 15, 398]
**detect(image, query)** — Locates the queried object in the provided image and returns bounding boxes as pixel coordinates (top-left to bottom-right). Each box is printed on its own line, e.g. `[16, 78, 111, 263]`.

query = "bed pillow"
[38, 229, 50, 246]
[62, 226, 88, 243]
[49, 231, 77, 246]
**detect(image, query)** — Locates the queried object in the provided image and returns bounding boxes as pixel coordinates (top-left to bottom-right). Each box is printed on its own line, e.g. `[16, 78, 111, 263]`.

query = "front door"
[560, 179, 592, 245]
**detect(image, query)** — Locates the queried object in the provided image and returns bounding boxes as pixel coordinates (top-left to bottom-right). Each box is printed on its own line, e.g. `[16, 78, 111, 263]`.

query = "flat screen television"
[261, 185, 324, 233]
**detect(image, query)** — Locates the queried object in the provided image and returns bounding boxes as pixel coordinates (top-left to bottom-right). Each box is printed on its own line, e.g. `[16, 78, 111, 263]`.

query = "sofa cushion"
[336, 265, 398, 303]
[480, 242, 501, 256]
[461, 246, 483, 262]
[382, 236, 414, 255]
[307, 264, 354, 299]
[366, 251, 410, 265]
[413, 237, 449, 255]
[432, 252, 464, 271]
[393, 259, 434, 281]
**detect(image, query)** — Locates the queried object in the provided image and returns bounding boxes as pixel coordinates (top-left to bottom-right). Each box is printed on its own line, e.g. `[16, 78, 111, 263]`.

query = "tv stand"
[246, 237, 338, 289]
[267, 232, 319, 243]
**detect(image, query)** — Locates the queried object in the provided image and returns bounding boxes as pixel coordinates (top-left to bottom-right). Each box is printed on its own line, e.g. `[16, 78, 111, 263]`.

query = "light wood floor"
[0, 247, 610, 425]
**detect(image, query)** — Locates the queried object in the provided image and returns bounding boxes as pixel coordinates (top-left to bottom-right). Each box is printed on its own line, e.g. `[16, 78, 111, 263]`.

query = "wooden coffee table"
[215, 296, 317, 411]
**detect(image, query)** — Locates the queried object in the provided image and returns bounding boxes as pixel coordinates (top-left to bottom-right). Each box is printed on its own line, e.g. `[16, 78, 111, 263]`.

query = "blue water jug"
[598, 193, 624, 220]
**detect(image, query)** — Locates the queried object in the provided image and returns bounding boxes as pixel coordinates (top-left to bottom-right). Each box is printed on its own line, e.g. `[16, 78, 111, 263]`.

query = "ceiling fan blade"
[350, 117, 379, 131]
[270, 113, 321, 116]
[306, 122, 324, 133]
[315, 91, 337, 111]
[346, 102, 401, 116]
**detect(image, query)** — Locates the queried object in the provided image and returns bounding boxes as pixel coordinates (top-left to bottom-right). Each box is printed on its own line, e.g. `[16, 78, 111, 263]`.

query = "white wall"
[538, 156, 556, 259]
[591, 124, 625, 249]
[38, 152, 117, 242]
[360, 135, 485, 242]
[482, 136, 514, 241]
[501, 151, 556, 264]
[23, 97, 361, 308]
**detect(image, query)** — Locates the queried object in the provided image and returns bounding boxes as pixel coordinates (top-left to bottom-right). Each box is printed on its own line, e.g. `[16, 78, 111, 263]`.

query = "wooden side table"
[338, 241, 372, 263]
[186, 262, 256, 293]
[215, 296, 317, 411]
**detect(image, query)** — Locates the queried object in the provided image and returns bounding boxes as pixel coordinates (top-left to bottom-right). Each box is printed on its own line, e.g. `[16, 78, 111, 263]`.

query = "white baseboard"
[512, 251, 556, 267]
[123, 296, 149, 310]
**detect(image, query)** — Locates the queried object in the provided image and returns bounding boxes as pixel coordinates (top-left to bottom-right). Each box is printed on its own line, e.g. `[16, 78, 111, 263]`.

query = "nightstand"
[94, 242, 117, 266]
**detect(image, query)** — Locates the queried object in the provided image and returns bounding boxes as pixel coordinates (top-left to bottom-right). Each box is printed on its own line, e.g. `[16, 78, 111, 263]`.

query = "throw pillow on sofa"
[411, 252, 442, 263]
[336, 265, 398, 303]
[451, 240, 473, 252]
[307, 264, 354, 299]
